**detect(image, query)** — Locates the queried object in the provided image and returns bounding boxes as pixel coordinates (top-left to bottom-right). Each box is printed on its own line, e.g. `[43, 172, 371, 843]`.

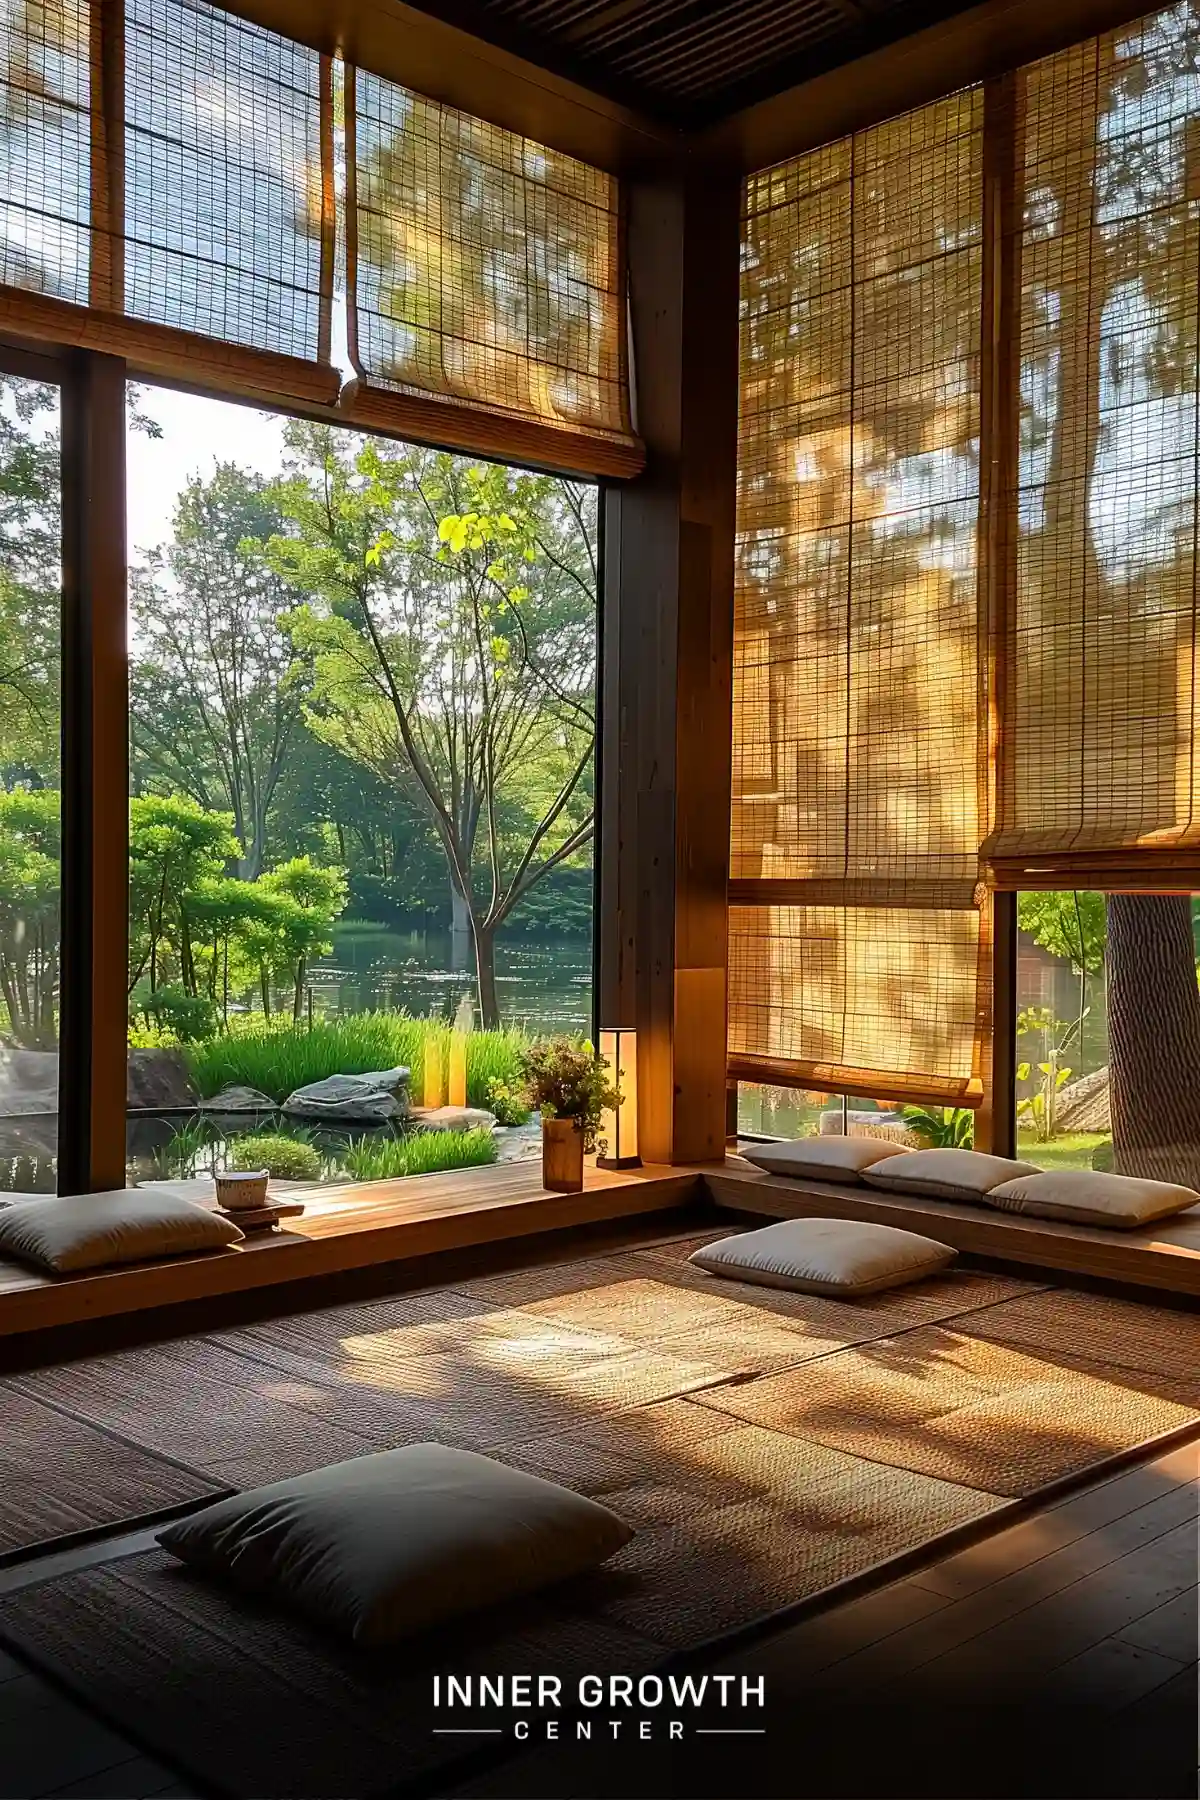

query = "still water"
[310, 926, 593, 1037]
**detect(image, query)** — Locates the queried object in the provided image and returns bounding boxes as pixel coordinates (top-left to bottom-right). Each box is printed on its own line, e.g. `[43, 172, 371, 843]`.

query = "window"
[0, 365, 62, 1191]
[123, 385, 597, 1185]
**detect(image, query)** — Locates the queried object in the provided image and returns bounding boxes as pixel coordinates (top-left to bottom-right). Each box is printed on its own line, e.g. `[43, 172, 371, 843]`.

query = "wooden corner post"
[59, 350, 129, 1193]
[599, 156, 740, 1165]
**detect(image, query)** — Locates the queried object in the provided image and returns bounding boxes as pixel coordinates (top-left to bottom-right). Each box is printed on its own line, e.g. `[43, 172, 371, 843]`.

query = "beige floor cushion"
[689, 1217, 956, 1298]
[158, 1444, 633, 1647]
[986, 1167, 1200, 1229]
[740, 1137, 908, 1183]
[860, 1147, 1040, 1204]
[0, 1189, 243, 1274]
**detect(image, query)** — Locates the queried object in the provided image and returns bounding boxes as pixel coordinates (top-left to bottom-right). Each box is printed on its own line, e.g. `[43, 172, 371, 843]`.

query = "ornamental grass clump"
[518, 1037, 621, 1152]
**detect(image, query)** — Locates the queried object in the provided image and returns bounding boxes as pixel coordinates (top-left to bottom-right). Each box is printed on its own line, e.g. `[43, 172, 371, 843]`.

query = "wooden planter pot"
[541, 1117, 585, 1193]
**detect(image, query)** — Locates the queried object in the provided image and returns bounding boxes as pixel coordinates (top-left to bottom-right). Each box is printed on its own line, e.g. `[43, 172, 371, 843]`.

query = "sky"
[125, 385, 289, 560]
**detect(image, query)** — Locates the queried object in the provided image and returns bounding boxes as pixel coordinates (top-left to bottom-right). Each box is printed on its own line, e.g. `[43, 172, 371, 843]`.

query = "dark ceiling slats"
[453, 0, 937, 115]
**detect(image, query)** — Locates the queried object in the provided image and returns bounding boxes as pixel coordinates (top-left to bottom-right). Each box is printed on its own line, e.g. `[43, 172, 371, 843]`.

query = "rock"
[1055, 1066, 1110, 1134]
[282, 1069, 409, 1124]
[198, 1085, 275, 1114]
[0, 1047, 58, 1116]
[818, 1109, 922, 1146]
[127, 1047, 198, 1110]
[410, 1105, 497, 1132]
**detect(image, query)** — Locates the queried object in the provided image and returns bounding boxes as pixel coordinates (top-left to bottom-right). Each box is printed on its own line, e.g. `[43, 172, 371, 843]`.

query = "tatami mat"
[0, 1388, 225, 1558]
[691, 1324, 1200, 1496]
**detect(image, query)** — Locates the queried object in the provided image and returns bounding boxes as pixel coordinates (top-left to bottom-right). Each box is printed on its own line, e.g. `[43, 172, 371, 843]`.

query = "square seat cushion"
[157, 1444, 634, 1647]
[986, 1168, 1200, 1229]
[688, 1217, 955, 1298]
[740, 1137, 907, 1184]
[860, 1147, 1041, 1204]
[0, 1189, 243, 1274]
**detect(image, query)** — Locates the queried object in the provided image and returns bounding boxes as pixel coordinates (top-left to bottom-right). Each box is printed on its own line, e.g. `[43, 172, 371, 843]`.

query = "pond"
[309, 925, 593, 1037]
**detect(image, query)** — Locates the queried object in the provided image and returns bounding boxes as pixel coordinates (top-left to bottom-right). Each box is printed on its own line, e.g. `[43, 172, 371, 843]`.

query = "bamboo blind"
[0, 0, 338, 403]
[344, 66, 641, 478]
[986, 3, 1200, 890]
[731, 92, 989, 1102]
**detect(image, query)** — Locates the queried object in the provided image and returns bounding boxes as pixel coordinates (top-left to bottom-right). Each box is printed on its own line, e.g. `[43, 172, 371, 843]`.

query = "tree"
[267, 426, 596, 1026]
[0, 788, 59, 1048]
[258, 856, 347, 1020]
[1106, 894, 1200, 1186]
[0, 376, 61, 783]
[1019, 11, 1200, 1182]
[130, 465, 312, 878]
[128, 794, 240, 997]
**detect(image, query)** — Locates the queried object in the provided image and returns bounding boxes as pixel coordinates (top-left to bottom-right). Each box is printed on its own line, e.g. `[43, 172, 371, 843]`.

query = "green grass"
[1017, 1130, 1109, 1171]
[340, 1127, 499, 1182]
[185, 1012, 528, 1108]
[228, 1131, 324, 1181]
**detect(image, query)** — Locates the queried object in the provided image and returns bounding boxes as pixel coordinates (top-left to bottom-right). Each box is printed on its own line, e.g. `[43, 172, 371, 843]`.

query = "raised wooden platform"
[709, 1158, 1200, 1298]
[0, 1161, 701, 1341]
[3, 1152, 1199, 1349]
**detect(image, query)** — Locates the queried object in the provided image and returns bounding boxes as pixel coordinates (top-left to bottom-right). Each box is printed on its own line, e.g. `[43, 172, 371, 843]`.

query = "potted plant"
[518, 1037, 621, 1193]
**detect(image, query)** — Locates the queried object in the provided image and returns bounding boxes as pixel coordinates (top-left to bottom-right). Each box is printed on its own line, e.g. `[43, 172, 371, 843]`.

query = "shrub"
[485, 1076, 532, 1127]
[185, 1012, 527, 1107]
[228, 1131, 323, 1182]
[901, 1104, 975, 1150]
[340, 1127, 498, 1182]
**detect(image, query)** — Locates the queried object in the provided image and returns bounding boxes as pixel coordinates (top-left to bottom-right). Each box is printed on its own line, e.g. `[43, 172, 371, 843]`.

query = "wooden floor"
[2, 1439, 1190, 1799]
[711, 1157, 1200, 1297]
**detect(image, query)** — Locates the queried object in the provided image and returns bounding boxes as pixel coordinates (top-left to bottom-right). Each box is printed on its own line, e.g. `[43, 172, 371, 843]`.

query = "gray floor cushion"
[158, 1444, 633, 1646]
[986, 1167, 1200, 1229]
[689, 1217, 956, 1298]
[860, 1148, 1040, 1204]
[0, 1189, 243, 1273]
[741, 1137, 907, 1183]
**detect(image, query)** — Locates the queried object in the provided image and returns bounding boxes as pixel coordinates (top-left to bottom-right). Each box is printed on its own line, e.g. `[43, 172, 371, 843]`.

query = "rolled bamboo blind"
[986, 3, 1200, 889]
[0, 0, 338, 404]
[343, 66, 642, 479]
[731, 92, 989, 1102]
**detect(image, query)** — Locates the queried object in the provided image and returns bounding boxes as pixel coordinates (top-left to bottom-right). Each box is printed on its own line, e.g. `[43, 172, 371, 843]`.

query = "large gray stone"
[0, 1047, 58, 1117]
[198, 1085, 275, 1114]
[127, 1047, 198, 1110]
[282, 1068, 410, 1124]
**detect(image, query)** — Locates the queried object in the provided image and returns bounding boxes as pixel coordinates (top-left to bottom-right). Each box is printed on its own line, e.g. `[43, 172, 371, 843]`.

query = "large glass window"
[0, 367, 61, 1192]
[124, 386, 597, 1187]
[1016, 889, 1200, 1185]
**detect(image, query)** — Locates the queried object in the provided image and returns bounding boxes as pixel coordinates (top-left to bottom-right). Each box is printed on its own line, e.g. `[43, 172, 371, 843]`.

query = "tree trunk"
[449, 880, 472, 972]
[1105, 893, 1200, 1186]
[472, 920, 500, 1029]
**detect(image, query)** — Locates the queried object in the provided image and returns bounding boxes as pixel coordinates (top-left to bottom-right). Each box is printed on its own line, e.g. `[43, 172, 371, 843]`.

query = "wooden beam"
[703, 0, 1161, 173]
[58, 351, 128, 1194]
[599, 155, 740, 1165]
[218, 0, 675, 177]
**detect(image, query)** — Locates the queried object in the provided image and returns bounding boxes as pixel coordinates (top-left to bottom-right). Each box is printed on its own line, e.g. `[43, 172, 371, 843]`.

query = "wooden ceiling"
[406, 0, 988, 126]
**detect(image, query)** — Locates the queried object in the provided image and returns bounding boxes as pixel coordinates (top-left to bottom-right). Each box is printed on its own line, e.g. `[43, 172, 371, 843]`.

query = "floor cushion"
[158, 1444, 633, 1647]
[986, 1167, 1200, 1229]
[860, 1147, 1041, 1204]
[740, 1136, 908, 1183]
[688, 1217, 955, 1297]
[0, 1188, 243, 1274]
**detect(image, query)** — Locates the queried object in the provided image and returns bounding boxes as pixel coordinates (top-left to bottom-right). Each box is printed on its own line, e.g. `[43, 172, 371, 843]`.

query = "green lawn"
[1016, 1131, 1109, 1170]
